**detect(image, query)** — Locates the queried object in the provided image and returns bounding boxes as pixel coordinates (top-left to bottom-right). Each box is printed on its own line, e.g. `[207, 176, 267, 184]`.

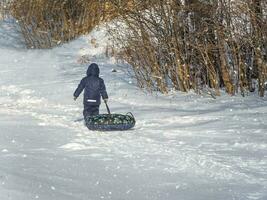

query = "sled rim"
[85, 113, 136, 131]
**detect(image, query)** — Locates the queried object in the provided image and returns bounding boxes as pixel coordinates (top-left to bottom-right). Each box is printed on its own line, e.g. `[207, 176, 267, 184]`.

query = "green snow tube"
[85, 102, 136, 131]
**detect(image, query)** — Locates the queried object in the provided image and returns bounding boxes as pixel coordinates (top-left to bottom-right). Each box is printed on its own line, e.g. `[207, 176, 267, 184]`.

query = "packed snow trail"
[0, 20, 267, 200]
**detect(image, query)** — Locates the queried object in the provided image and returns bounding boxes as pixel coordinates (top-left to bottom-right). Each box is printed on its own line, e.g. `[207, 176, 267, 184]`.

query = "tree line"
[2, 0, 266, 97]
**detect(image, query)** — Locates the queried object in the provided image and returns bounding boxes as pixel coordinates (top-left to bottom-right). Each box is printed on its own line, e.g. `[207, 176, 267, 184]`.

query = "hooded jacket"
[74, 63, 108, 105]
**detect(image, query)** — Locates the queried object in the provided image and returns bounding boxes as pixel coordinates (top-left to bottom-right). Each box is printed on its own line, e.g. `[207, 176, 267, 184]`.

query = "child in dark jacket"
[74, 63, 108, 118]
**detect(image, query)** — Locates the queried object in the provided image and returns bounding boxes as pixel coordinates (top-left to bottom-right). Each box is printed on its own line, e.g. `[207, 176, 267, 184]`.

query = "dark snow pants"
[83, 104, 99, 119]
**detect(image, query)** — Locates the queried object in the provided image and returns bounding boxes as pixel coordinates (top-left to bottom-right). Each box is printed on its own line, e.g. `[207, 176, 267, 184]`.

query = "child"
[74, 63, 108, 118]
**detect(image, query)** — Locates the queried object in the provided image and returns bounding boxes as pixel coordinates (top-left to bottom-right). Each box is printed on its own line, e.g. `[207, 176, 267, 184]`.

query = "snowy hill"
[0, 20, 267, 200]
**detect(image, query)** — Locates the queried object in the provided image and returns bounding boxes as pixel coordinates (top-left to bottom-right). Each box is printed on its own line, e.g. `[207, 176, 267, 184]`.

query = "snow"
[0, 19, 267, 200]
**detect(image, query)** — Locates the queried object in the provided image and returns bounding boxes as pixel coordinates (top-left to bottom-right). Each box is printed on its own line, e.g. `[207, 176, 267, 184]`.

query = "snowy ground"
[0, 19, 267, 200]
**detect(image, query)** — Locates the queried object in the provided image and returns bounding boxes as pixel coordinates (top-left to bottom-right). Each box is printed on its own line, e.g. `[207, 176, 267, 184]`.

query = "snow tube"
[85, 102, 135, 131]
[85, 112, 135, 131]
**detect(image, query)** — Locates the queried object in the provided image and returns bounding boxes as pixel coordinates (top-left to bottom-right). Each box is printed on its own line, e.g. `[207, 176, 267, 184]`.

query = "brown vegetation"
[9, 0, 108, 48]
[2, 0, 267, 97]
[0, 0, 10, 20]
[108, 0, 267, 97]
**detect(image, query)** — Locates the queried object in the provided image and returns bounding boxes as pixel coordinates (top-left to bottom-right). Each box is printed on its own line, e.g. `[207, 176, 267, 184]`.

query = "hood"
[86, 63, 100, 77]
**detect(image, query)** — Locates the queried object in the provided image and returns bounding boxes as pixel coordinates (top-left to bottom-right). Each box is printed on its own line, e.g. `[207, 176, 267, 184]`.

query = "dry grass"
[0, 0, 11, 20]
[9, 0, 112, 48]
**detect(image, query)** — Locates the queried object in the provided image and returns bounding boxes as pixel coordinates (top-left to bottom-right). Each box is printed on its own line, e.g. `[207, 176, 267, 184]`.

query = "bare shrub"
[9, 0, 108, 48]
[108, 0, 267, 97]
[0, 0, 11, 20]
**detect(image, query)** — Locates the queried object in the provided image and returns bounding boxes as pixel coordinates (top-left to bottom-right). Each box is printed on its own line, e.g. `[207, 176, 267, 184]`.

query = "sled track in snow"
[1, 84, 267, 187]
[0, 85, 83, 131]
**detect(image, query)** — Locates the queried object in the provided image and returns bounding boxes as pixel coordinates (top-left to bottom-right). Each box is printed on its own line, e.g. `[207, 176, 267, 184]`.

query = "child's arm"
[100, 79, 108, 101]
[74, 78, 86, 99]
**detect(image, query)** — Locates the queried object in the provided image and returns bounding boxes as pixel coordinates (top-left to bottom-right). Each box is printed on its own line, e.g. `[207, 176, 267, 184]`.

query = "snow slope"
[0, 19, 267, 200]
